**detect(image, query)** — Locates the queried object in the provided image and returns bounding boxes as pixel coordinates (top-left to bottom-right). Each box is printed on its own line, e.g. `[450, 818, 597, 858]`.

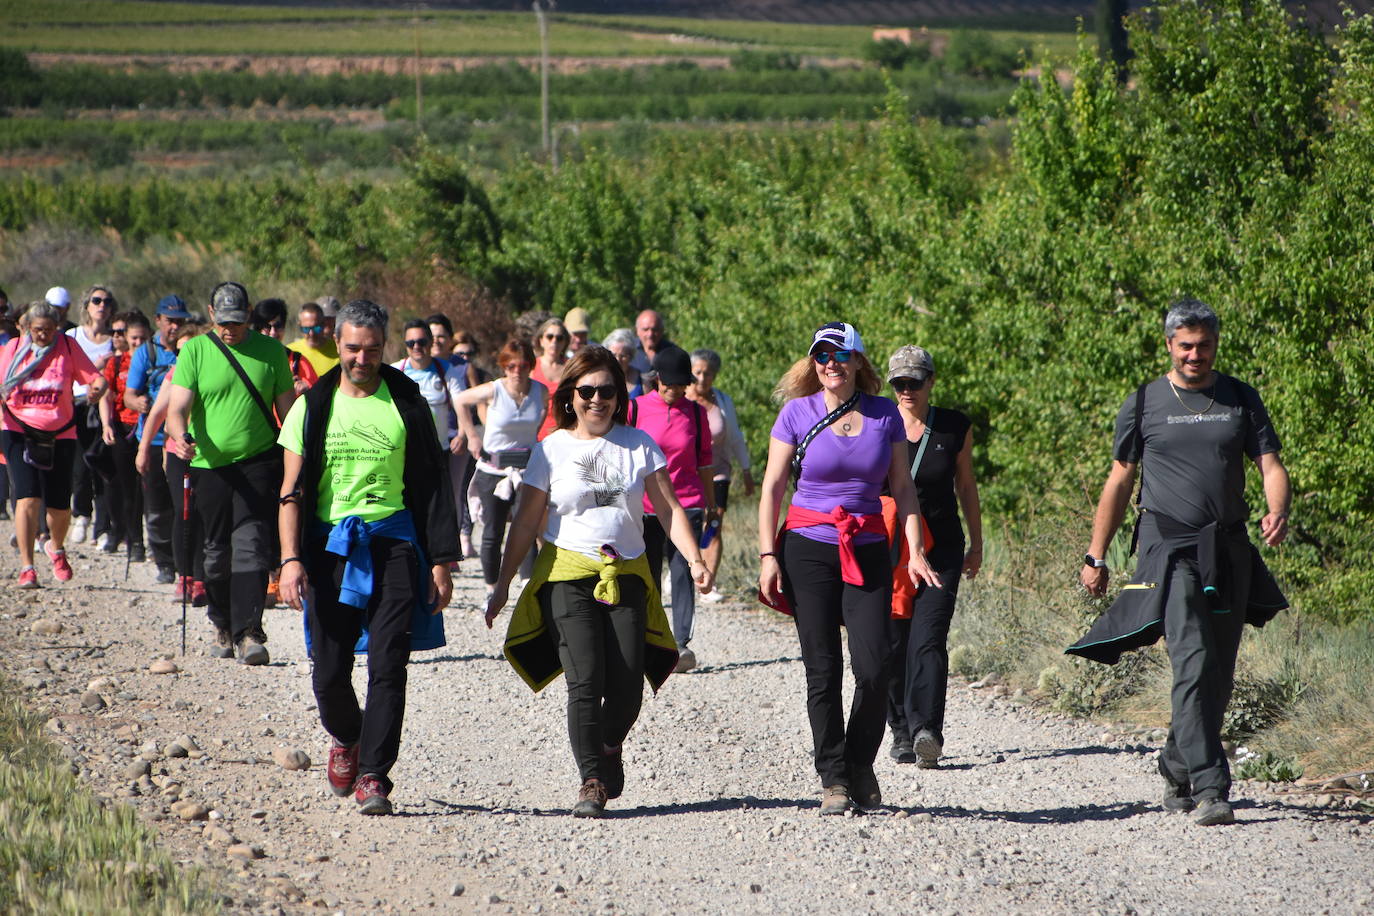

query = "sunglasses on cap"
[891, 376, 927, 393]
[813, 349, 853, 365]
[405, 337, 431, 349]
[575, 384, 618, 402]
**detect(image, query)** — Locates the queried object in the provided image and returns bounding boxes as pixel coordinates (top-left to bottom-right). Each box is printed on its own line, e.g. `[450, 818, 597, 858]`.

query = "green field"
[0, 0, 1075, 59]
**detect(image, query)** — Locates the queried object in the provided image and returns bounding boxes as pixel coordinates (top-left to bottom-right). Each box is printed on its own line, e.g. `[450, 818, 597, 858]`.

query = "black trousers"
[189, 449, 279, 641]
[474, 468, 533, 585]
[165, 450, 203, 580]
[71, 403, 107, 532]
[108, 421, 143, 550]
[886, 549, 963, 745]
[781, 532, 893, 787]
[142, 443, 176, 571]
[1159, 544, 1250, 802]
[540, 575, 648, 783]
[642, 509, 704, 647]
[307, 535, 416, 792]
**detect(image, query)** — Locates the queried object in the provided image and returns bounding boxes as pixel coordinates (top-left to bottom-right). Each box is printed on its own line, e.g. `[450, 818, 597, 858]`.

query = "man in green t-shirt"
[278, 299, 457, 816]
[165, 282, 296, 665]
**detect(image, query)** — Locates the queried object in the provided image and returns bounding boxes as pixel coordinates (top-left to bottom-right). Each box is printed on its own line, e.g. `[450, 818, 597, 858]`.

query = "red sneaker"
[45, 543, 72, 582]
[327, 742, 359, 797]
[354, 774, 392, 815]
[17, 567, 40, 589]
[191, 580, 208, 607]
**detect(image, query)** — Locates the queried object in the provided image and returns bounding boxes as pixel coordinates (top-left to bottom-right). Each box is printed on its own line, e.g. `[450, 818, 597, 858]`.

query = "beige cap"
[564, 307, 591, 334]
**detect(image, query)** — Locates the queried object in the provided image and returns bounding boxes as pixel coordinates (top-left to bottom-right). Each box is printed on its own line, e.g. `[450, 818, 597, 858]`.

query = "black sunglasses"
[89, 295, 110, 305]
[111, 327, 127, 335]
[405, 337, 431, 348]
[575, 384, 618, 402]
[891, 376, 927, 393]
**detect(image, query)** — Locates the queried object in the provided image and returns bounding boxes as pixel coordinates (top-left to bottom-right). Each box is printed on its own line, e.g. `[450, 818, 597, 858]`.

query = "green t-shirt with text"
[278, 380, 408, 524]
[172, 331, 293, 469]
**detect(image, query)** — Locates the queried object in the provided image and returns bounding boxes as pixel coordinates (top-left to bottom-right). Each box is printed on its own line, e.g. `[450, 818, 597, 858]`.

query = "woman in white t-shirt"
[486, 346, 713, 819]
[67, 285, 116, 545]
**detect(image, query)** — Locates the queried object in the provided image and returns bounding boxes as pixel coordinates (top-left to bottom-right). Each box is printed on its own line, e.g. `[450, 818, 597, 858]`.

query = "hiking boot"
[573, 779, 608, 818]
[914, 728, 942, 769]
[128, 544, 146, 564]
[236, 634, 269, 666]
[819, 784, 853, 816]
[191, 580, 208, 607]
[45, 543, 73, 582]
[601, 747, 625, 800]
[673, 647, 698, 674]
[355, 774, 393, 815]
[890, 735, 917, 764]
[16, 567, 39, 589]
[327, 742, 360, 797]
[850, 766, 882, 810]
[1194, 797, 1235, 827]
[155, 566, 176, 585]
[1161, 781, 1196, 813]
[209, 627, 234, 659]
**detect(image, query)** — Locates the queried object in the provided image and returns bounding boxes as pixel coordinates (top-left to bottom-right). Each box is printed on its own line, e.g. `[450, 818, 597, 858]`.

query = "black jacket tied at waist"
[1065, 510, 1287, 665]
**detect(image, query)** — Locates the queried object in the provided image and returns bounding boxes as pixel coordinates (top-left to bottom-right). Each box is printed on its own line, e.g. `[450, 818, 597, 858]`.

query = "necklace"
[1169, 376, 1215, 415]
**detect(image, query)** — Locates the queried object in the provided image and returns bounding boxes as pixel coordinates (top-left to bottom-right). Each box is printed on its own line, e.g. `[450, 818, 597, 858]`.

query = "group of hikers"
[2, 282, 1289, 827]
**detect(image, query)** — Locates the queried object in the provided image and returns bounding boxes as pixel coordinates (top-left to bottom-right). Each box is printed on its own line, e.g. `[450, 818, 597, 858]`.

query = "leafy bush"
[1233, 749, 1304, 782]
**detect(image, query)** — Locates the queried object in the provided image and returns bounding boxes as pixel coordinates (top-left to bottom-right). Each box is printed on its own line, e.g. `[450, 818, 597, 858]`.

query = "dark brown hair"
[553, 346, 630, 431]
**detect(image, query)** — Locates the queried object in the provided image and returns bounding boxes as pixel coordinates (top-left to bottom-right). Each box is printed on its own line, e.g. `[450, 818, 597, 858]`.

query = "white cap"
[808, 321, 864, 355]
[45, 286, 71, 308]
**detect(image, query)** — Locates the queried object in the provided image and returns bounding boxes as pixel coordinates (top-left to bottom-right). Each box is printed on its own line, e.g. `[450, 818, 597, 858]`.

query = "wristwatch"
[1083, 554, 1107, 569]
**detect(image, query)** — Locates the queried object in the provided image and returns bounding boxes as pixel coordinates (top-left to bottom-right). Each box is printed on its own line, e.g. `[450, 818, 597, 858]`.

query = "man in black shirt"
[1074, 299, 1290, 827]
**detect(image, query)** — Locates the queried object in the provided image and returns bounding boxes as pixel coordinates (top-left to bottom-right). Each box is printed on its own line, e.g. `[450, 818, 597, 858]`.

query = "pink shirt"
[632, 390, 712, 512]
[0, 336, 100, 439]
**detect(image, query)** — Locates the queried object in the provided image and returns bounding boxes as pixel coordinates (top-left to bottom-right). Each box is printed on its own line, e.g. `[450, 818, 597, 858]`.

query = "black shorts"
[713, 479, 731, 512]
[2, 430, 78, 505]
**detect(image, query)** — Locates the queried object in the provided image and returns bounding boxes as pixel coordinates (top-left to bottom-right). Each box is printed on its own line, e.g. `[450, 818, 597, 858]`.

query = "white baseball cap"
[808, 321, 864, 355]
[45, 286, 71, 308]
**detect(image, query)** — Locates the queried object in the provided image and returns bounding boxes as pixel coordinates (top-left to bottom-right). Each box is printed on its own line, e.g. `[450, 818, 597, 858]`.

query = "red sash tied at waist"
[783, 504, 888, 586]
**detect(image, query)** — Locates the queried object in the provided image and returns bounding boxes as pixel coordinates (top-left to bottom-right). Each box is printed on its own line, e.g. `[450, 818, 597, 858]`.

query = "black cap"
[651, 345, 693, 387]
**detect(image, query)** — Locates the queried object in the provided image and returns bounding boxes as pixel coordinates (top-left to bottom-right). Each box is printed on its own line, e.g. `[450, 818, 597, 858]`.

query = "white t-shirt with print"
[523, 424, 666, 561]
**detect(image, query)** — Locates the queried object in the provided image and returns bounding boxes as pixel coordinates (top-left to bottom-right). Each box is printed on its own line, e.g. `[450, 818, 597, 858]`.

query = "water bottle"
[699, 516, 721, 549]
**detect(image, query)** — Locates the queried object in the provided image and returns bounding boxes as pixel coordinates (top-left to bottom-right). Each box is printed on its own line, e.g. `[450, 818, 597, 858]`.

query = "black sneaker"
[155, 566, 176, 585]
[850, 766, 882, 810]
[1194, 797, 1235, 826]
[601, 748, 625, 800]
[129, 544, 146, 564]
[573, 779, 608, 818]
[1159, 759, 1194, 812]
[890, 736, 917, 764]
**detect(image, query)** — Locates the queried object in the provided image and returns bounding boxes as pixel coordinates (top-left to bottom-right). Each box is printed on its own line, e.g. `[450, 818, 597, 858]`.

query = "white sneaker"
[700, 588, 725, 603]
[96, 531, 116, 552]
[71, 516, 89, 544]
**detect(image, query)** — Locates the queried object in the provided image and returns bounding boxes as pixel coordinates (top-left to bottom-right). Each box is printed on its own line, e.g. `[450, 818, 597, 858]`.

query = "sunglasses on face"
[300, 325, 325, 334]
[453, 348, 474, 358]
[813, 349, 853, 365]
[405, 337, 432, 349]
[544, 333, 569, 341]
[575, 384, 618, 402]
[111, 327, 127, 336]
[89, 295, 110, 305]
[891, 377, 927, 393]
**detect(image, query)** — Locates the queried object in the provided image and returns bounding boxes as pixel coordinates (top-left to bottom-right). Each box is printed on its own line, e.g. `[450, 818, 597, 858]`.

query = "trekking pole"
[180, 434, 195, 657]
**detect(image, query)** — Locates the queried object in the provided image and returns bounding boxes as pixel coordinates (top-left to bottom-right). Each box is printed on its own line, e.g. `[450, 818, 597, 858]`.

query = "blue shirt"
[126, 332, 178, 445]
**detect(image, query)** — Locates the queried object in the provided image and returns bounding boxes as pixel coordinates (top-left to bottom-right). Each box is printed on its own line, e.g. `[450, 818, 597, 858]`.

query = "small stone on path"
[80, 690, 106, 710]
[227, 843, 265, 861]
[149, 658, 178, 674]
[272, 747, 311, 771]
[31, 619, 63, 636]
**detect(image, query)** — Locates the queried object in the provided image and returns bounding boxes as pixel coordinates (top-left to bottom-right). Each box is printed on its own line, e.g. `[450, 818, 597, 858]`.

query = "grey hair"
[1164, 298, 1219, 339]
[690, 348, 721, 374]
[21, 301, 61, 328]
[336, 299, 389, 339]
[602, 327, 636, 351]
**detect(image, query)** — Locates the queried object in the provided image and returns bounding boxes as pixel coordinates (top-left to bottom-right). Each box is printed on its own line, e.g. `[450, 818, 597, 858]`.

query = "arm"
[887, 441, 942, 589]
[163, 384, 197, 461]
[273, 388, 297, 424]
[1080, 459, 1138, 595]
[445, 372, 467, 455]
[98, 382, 116, 445]
[483, 482, 551, 627]
[135, 380, 174, 475]
[757, 435, 794, 604]
[278, 448, 308, 610]
[1255, 451, 1291, 547]
[455, 381, 493, 456]
[124, 386, 149, 414]
[646, 467, 713, 593]
[953, 426, 984, 579]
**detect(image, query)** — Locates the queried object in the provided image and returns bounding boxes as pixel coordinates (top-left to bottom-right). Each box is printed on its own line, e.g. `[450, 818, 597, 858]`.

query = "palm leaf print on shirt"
[573, 448, 626, 508]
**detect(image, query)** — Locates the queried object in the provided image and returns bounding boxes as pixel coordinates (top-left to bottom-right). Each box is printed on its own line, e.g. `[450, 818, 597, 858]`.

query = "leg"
[2, 432, 41, 567]
[666, 508, 703, 647]
[541, 577, 607, 782]
[13, 497, 41, 568]
[903, 558, 963, 745]
[69, 404, 95, 524]
[143, 444, 176, 572]
[781, 533, 849, 786]
[191, 465, 233, 634]
[40, 440, 78, 554]
[474, 470, 508, 586]
[225, 453, 278, 641]
[599, 576, 648, 749]
[703, 479, 730, 579]
[840, 541, 896, 772]
[356, 538, 418, 790]
[307, 549, 365, 748]
[111, 423, 143, 552]
[886, 615, 911, 739]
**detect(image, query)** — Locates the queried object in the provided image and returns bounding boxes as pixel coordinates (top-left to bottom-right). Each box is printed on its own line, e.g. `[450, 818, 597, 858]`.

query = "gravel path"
[4, 543, 1372, 914]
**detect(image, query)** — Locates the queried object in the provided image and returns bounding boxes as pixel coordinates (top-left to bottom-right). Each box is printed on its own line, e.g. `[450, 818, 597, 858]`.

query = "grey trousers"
[1159, 542, 1250, 802]
[642, 509, 703, 648]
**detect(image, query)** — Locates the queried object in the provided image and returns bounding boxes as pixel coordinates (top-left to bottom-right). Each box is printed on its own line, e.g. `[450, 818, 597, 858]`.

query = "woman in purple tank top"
[757, 321, 940, 816]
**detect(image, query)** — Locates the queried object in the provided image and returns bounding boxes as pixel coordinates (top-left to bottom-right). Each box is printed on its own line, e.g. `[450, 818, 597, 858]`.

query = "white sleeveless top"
[482, 379, 547, 454]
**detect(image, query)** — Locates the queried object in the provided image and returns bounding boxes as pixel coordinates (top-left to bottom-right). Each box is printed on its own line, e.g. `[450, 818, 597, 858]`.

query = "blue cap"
[156, 295, 190, 319]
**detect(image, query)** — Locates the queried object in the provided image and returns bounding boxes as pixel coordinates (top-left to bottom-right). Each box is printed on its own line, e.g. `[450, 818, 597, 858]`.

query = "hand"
[690, 559, 714, 594]
[131, 393, 150, 414]
[135, 447, 149, 475]
[1260, 512, 1288, 547]
[429, 563, 453, 613]
[741, 470, 756, 497]
[168, 436, 196, 461]
[962, 545, 982, 580]
[279, 559, 308, 610]
[467, 433, 484, 459]
[758, 555, 783, 606]
[485, 583, 510, 629]
[102, 425, 115, 446]
[907, 552, 943, 590]
[293, 378, 309, 396]
[449, 435, 466, 456]
[1080, 564, 1109, 596]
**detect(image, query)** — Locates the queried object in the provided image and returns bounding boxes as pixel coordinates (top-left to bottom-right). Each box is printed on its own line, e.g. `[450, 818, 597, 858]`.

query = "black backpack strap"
[1128, 381, 1149, 556]
[694, 399, 707, 467]
[206, 332, 278, 432]
[629, 398, 639, 427]
[791, 389, 861, 483]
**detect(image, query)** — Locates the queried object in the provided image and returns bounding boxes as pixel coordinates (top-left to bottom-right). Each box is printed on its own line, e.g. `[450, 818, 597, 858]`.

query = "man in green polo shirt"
[165, 282, 296, 664]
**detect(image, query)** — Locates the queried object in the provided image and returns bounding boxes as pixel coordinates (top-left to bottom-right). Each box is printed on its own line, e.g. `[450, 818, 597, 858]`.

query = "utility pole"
[533, 0, 554, 160]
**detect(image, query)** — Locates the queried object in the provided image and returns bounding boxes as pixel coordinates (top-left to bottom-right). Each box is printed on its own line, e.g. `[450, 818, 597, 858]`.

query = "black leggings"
[474, 468, 533, 585]
[886, 550, 963, 745]
[108, 421, 143, 549]
[540, 574, 648, 783]
[781, 531, 893, 787]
